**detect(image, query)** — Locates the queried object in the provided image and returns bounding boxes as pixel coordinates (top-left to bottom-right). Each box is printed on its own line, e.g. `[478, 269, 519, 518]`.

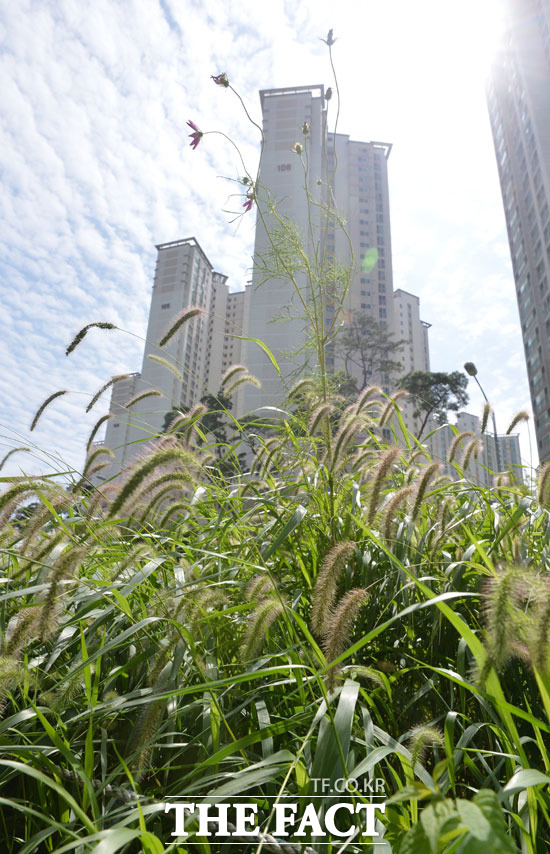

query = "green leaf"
[397, 820, 431, 854]
[386, 782, 435, 804]
[420, 800, 458, 851]
[310, 679, 359, 786]
[233, 335, 281, 376]
[472, 789, 518, 853]
[503, 768, 550, 795]
[456, 799, 491, 840]
[260, 504, 306, 559]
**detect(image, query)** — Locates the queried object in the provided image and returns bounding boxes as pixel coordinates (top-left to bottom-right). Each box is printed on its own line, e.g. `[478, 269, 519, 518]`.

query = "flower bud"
[211, 73, 229, 87]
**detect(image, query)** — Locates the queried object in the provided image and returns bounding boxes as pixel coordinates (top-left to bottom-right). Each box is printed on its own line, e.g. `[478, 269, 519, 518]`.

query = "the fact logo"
[164, 779, 387, 841]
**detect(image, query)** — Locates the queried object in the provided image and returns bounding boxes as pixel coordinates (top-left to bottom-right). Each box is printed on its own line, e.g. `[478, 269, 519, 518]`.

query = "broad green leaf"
[456, 799, 491, 840]
[503, 768, 550, 795]
[397, 820, 431, 854]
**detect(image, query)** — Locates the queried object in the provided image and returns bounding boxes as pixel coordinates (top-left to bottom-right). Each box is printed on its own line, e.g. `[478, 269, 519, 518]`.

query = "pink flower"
[187, 120, 203, 150]
[243, 197, 253, 212]
[211, 73, 229, 87]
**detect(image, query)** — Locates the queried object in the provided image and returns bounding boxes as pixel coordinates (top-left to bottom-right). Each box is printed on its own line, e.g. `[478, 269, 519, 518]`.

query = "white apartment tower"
[393, 289, 431, 434]
[95, 238, 248, 480]
[243, 84, 407, 412]
[487, 0, 550, 461]
[429, 412, 523, 487]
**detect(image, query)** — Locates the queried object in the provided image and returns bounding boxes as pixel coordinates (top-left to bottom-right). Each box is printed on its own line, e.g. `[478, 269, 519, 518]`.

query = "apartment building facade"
[242, 84, 420, 412]
[487, 0, 550, 461]
[94, 238, 248, 481]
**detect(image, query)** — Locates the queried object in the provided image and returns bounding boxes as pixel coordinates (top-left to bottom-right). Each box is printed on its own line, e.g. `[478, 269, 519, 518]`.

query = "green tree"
[398, 369, 469, 437]
[163, 391, 246, 476]
[336, 312, 405, 390]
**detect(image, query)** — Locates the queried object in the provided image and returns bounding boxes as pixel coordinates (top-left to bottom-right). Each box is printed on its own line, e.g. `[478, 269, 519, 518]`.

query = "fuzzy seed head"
[409, 725, 444, 769]
[367, 448, 401, 525]
[323, 588, 369, 688]
[311, 541, 356, 636]
[159, 307, 204, 347]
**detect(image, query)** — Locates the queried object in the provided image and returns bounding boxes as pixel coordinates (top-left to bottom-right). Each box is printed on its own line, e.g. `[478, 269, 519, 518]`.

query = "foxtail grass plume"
[224, 373, 261, 395]
[448, 431, 474, 463]
[125, 389, 163, 409]
[382, 486, 414, 543]
[41, 671, 85, 711]
[367, 448, 401, 525]
[409, 725, 444, 769]
[0, 657, 24, 710]
[529, 590, 550, 673]
[323, 588, 369, 688]
[20, 494, 72, 555]
[188, 588, 229, 629]
[147, 354, 183, 380]
[156, 501, 189, 529]
[166, 412, 187, 433]
[410, 462, 440, 522]
[246, 574, 277, 602]
[108, 447, 196, 518]
[538, 462, 550, 508]
[221, 364, 247, 387]
[182, 403, 207, 442]
[30, 391, 67, 431]
[462, 438, 483, 471]
[86, 414, 112, 453]
[3, 606, 43, 658]
[16, 531, 65, 579]
[379, 390, 408, 427]
[308, 403, 334, 435]
[356, 385, 382, 413]
[83, 446, 114, 477]
[341, 665, 384, 685]
[0, 447, 30, 472]
[288, 378, 316, 399]
[127, 697, 166, 777]
[478, 565, 531, 685]
[86, 375, 129, 413]
[480, 403, 492, 434]
[408, 449, 429, 466]
[506, 410, 529, 434]
[330, 418, 360, 469]
[38, 546, 85, 640]
[255, 439, 284, 476]
[120, 469, 193, 518]
[159, 307, 204, 347]
[241, 597, 285, 660]
[65, 322, 117, 356]
[311, 541, 356, 636]
[0, 481, 52, 530]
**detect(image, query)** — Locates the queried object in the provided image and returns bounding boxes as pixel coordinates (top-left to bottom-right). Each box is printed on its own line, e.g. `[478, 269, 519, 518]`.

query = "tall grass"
[1, 383, 549, 852]
[1, 33, 548, 854]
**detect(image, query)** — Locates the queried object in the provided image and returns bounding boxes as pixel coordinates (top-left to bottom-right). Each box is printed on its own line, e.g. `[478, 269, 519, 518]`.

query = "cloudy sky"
[0, 0, 537, 480]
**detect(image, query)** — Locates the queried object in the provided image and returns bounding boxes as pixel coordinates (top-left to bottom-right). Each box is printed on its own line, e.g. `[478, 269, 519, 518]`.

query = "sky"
[0, 0, 537, 481]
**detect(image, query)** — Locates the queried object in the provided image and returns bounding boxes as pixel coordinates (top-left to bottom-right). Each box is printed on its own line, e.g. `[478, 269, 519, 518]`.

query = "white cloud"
[0, 0, 536, 480]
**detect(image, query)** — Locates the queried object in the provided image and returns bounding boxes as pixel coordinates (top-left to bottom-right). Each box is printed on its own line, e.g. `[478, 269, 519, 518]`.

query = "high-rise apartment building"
[243, 84, 407, 412]
[429, 411, 523, 486]
[393, 289, 431, 434]
[487, 0, 550, 461]
[94, 238, 248, 481]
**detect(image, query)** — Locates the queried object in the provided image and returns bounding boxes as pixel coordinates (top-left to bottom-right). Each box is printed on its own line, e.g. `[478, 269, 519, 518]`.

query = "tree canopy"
[398, 370, 469, 437]
[336, 312, 405, 390]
